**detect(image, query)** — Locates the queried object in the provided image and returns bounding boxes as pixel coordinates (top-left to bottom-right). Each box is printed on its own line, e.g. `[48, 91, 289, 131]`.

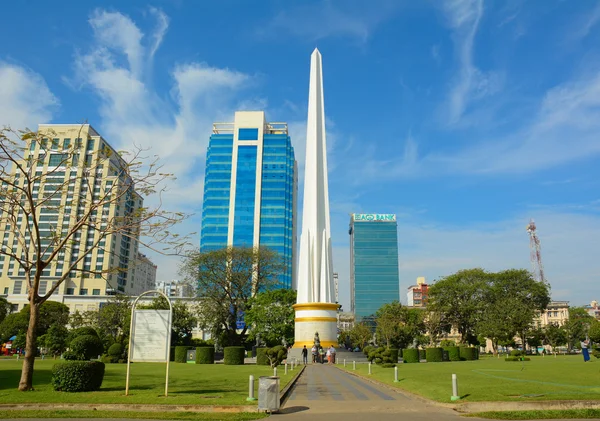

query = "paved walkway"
[277, 364, 464, 420]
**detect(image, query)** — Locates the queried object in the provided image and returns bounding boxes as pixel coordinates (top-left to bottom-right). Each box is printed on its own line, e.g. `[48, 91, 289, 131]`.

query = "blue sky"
[1, 0, 599, 310]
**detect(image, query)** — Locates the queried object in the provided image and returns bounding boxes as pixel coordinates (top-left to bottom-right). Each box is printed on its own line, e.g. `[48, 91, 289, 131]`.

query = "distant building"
[338, 311, 355, 331]
[133, 253, 157, 295]
[407, 277, 429, 307]
[536, 301, 570, 327]
[349, 213, 399, 320]
[584, 300, 600, 320]
[156, 280, 194, 298]
[200, 111, 297, 289]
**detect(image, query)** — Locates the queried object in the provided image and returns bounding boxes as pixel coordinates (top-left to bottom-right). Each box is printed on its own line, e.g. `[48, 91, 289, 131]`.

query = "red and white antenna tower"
[526, 219, 546, 283]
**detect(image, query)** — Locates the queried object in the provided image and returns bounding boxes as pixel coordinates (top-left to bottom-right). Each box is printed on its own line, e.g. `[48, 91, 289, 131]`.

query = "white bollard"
[247, 375, 256, 401]
[451, 373, 460, 401]
[285, 362, 288, 374]
[368, 362, 372, 375]
[353, 361, 356, 370]
[274, 367, 277, 377]
[344, 359, 346, 367]
[394, 366, 398, 382]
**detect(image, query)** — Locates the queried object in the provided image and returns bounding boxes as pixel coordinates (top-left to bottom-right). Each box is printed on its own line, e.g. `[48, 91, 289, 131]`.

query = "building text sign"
[131, 309, 171, 362]
[353, 214, 396, 222]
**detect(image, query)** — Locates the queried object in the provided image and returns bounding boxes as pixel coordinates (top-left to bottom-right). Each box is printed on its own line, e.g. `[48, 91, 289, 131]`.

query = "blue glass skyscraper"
[200, 112, 297, 288]
[349, 214, 400, 320]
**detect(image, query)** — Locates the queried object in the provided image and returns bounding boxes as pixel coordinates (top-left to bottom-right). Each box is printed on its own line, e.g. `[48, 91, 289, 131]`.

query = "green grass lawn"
[0, 359, 298, 405]
[338, 355, 600, 403]
[2, 410, 268, 420]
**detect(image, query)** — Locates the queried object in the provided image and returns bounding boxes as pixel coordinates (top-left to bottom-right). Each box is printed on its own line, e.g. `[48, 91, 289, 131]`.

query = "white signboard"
[353, 213, 396, 222]
[131, 309, 171, 363]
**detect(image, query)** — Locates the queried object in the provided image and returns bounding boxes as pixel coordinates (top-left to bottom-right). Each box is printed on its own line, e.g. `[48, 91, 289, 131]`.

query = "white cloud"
[0, 62, 58, 129]
[67, 9, 253, 281]
[573, 3, 600, 40]
[257, 1, 400, 44]
[442, 0, 502, 124]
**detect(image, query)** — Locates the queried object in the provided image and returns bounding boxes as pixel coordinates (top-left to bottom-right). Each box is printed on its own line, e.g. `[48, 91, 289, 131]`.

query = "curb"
[0, 403, 257, 413]
[280, 364, 306, 406]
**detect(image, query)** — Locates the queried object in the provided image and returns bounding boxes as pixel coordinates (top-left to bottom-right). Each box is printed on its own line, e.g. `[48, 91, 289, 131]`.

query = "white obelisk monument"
[293, 49, 339, 349]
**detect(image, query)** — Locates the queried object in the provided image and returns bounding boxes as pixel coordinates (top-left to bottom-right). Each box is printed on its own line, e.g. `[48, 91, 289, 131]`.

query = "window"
[63, 138, 71, 149]
[238, 128, 258, 140]
[66, 288, 74, 295]
[86, 139, 95, 151]
[92, 288, 101, 296]
[3, 287, 8, 294]
[48, 154, 68, 167]
[80, 288, 88, 295]
[13, 280, 23, 294]
[51, 138, 59, 150]
[75, 138, 82, 149]
[38, 280, 47, 295]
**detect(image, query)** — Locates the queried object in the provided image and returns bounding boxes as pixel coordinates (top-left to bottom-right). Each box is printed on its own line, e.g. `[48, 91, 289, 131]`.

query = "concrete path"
[276, 364, 464, 420]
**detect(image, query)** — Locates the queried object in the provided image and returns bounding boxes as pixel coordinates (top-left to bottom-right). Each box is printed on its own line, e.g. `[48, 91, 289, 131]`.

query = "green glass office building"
[200, 111, 297, 289]
[349, 214, 400, 320]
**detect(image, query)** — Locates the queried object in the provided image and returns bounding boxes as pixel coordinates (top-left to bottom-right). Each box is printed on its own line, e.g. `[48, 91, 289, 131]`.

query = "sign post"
[125, 290, 173, 397]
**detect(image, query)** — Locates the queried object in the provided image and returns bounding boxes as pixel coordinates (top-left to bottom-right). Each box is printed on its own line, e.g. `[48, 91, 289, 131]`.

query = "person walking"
[329, 345, 336, 364]
[326, 347, 331, 364]
[319, 346, 325, 364]
[301, 345, 308, 365]
[581, 338, 591, 362]
[311, 345, 317, 363]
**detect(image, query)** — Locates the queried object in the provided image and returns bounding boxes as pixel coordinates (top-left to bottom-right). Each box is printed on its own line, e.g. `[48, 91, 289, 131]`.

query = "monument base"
[293, 302, 340, 348]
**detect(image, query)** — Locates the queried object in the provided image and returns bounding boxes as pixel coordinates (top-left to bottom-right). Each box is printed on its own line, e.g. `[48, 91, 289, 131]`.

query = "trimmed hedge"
[195, 346, 215, 364]
[170, 347, 175, 362]
[402, 348, 420, 363]
[174, 346, 191, 363]
[459, 347, 477, 361]
[389, 349, 399, 363]
[425, 347, 444, 362]
[256, 347, 269, 365]
[419, 349, 426, 361]
[265, 345, 287, 367]
[224, 346, 245, 365]
[505, 357, 531, 362]
[510, 349, 523, 357]
[108, 343, 122, 357]
[443, 346, 460, 362]
[70, 335, 104, 360]
[51, 361, 105, 392]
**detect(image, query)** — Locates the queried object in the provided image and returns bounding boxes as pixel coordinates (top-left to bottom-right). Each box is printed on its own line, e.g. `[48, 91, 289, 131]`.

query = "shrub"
[426, 347, 444, 362]
[174, 346, 191, 363]
[224, 346, 245, 365]
[70, 335, 104, 360]
[62, 351, 79, 361]
[510, 349, 523, 357]
[51, 361, 105, 392]
[505, 357, 531, 362]
[381, 363, 396, 368]
[266, 345, 287, 367]
[368, 347, 396, 365]
[418, 349, 426, 360]
[459, 347, 477, 361]
[101, 355, 117, 364]
[389, 349, 399, 363]
[170, 347, 175, 362]
[256, 347, 269, 365]
[443, 346, 460, 361]
[593, 348, 600, 359]
[440, 339, 456, 347]
[195, 346, 215, 364]
[68, 327, 99, 343]
[363, 346, 375, 357]
[402, 348, 419, 363]
[107, 343, 123, 358]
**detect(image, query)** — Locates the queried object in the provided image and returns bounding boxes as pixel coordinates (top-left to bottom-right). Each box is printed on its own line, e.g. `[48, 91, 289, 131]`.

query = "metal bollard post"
[353, 361, 356, 370]
[368, 362, 372, 375]
[247, 375, 256, 401]
[274, 367, 277, 377]
[451, 374, 460, 401]
[285, 362, 288, 374]
[394, 366, 399, 382]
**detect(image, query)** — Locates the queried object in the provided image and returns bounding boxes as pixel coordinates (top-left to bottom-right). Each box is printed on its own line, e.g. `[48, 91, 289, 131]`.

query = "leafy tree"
[0, 301, 68, 342]
[423, 310, 451, 347]
[544, 323, 567, 355]
[180, 246, 285, 347]
[95, 294, 132, 347]
[348, 322, 373, 350]
[476, 297, 514, 355]
[42, 325, 69, 358]
[427, 268, 488, 343]
[139, 296, 198, 346]
[0, 311, 28, 342]
[526, 327, 545, 352]
[0, 126, 189, 390]
[487, 269, 550, 352]
[0, 297, 10, 324]
[375, 302, 425, 349]
[69, 310, 98, 330]
[588, 320, 600, 345]
[563, 307, 594, 351]
[245, 289, 296, 347]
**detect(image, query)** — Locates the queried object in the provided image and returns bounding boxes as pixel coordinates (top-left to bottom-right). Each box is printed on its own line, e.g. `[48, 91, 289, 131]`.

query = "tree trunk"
[18, 301, 39, 391]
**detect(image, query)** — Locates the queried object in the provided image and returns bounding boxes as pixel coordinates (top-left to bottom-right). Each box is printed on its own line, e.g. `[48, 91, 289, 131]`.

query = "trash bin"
[258, 376, 280, 413]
